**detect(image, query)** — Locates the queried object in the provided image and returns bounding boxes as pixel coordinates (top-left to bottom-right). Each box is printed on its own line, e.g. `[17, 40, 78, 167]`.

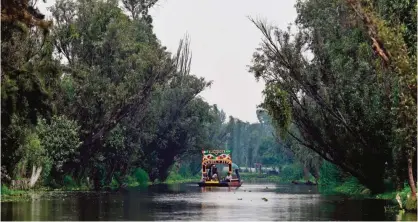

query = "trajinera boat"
[197, 149, 243, 187]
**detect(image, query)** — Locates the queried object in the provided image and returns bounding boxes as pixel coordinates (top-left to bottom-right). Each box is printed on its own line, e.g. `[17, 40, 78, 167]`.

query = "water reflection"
[1, 183, 417, 221]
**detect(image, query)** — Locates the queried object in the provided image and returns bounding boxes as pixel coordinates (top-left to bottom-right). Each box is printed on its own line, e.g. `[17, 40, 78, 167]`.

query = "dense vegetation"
[0, 0, 293, 192]
[1, 0, 416, 211]
[1, 0, 229, 190]
[248, 0, 416, 209]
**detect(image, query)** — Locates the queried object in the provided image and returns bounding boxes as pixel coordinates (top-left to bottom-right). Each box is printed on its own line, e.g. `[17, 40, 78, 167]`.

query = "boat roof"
[201, 149, 232, 165]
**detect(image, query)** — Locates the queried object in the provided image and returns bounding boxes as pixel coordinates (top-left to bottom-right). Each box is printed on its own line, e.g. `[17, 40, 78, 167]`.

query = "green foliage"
[333, 177, 369, 196]
[118, 168, 151, 187]
[132, 168, 150, 186]
[249, 0, 417, 194]
[405, 195, 417, 212]
[37, 116, 81, 181]
[165, 172, 184, 183]
[13, 129, 50, 180]
[109, 177, 120, 189]
[280, 164, 304, 181]
[318, 161, 344, 192]
[261, 85, 291, 137]
[165, 171, 200, 184]
[0, 184, 28, 200]
[1, 18, 61, 179]
[62, 175, 77, 189]
[239, 173, 283, 183]
[9, 0, 411, 199]
[21, 131, 46, 166]
[1, 184, 12, 195]
[317, 161, 370, 196]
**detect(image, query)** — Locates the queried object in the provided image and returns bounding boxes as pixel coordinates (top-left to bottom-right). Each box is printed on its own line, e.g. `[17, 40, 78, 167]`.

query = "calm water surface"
[1, 183, 417, 221]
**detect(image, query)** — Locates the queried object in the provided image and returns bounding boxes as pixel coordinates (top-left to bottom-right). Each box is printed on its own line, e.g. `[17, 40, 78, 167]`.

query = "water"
[1, 183, 417, 221]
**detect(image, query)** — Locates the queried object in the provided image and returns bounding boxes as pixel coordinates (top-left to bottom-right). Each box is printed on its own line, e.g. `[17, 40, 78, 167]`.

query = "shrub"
[110, 177, 119, 189]
[132, 168, 149, 186]
[37, 116, 81, 179]
[63, 175, 76, 189]
[318, 161, 345, 194]
[166, 172, 183, 182]
[405, 195, 417, 211]
[1, 184, 11, 195]
[280, 164, 304, 181]
[178, 164, 192, 178]
[334, 176, 369, 196]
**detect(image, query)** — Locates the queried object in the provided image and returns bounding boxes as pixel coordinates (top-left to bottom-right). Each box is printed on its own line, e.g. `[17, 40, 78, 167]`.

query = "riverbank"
[238, 172, 313, 183]
[2, 174, 416, 213]
[238, 173, 417, 212]
[5, 182, 413, 221]
[0, 174, 198, 202]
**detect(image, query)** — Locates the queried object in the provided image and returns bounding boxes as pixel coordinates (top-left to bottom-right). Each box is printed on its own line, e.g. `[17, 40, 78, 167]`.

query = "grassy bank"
[1, 185, 47, 202]
[239, 172, 313, 183]
[238, 169, 417, 213]
[318, 161, 417, 212]
[161, 171, 200, 184]
[322, 181, 416, 212]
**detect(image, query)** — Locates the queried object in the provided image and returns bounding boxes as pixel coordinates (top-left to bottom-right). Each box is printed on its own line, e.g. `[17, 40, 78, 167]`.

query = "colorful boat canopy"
[202, 159, 232, 165]
[202, 150, 232, 165]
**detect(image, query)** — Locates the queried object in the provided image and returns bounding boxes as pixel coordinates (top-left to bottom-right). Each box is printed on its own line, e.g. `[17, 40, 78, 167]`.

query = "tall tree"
[51, 0, 181, 188]
[1, 0, 60, 182]
[247, 0, 415, 193]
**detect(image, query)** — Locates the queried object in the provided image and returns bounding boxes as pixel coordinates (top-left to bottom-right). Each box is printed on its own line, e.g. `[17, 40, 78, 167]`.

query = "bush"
[122, 168, 150, 187]
[63, 175, 77, 189]
[318, 161, 345, 194]
[124, 175, 139, 187]
[164, 170, 200, 184]
[178, 164, 192, 178]
[132, 168, 149, 186]
[405, 195, 417, 211]
[37, 116, 81, 179]
[395, 184, 417, 211]
[1, 184, 11, 195]
[334, 176, 369, 196]
[166, 172, 183, 182]
[280, 164, 304, 181]
[110, 177, 119, 189]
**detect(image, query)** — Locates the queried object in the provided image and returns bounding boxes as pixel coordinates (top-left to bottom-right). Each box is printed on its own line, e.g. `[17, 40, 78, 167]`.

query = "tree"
[37, 116, 81, 184]
[1, 0, 60, 184]
[50, 0, 179, 188]
[1, 0, 53, 30]
[247, 0, 414, 193]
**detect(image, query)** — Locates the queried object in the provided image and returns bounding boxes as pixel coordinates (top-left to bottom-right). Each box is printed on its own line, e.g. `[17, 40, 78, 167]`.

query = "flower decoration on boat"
[217, 153, 231, 160]
[203, 154, 215, 161]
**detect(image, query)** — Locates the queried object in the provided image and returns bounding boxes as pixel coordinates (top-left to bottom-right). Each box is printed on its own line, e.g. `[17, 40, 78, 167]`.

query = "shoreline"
[2, 174, 416, 213]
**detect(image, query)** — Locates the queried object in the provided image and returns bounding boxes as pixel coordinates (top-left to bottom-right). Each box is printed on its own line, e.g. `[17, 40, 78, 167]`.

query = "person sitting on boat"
[225, 172, 232, 182]
[201, 173, 208, 182]
[212, 172, 218, 181]
[211, 166, 218, 180]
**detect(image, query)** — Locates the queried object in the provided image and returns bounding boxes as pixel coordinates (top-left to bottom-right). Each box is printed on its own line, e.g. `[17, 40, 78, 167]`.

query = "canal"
[1, 183, 416, 221]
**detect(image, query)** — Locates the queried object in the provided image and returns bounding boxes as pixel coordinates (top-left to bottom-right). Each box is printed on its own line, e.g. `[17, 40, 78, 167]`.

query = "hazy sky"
[38, 0, 297, 123]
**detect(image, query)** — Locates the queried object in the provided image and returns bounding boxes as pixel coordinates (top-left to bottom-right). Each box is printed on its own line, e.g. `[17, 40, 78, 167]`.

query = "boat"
[197, 149, 243, 187]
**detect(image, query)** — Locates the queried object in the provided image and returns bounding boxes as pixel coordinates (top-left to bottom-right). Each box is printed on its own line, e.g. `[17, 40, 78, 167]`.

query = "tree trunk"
[407, 158, 417, 199]
[314, 166, 320, 184]
[309, 166, 320, 184]
[29, 165, 42, 188]
[105, 164, 116, 186]
[303, 166, 310, 181]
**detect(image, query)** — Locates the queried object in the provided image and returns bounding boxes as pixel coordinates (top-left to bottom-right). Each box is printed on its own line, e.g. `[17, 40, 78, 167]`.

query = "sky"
[38, 0, 298, 123]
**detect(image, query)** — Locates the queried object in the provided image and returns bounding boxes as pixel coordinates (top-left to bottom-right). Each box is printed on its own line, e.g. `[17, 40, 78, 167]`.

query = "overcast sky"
[38, 0, 297, 123]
